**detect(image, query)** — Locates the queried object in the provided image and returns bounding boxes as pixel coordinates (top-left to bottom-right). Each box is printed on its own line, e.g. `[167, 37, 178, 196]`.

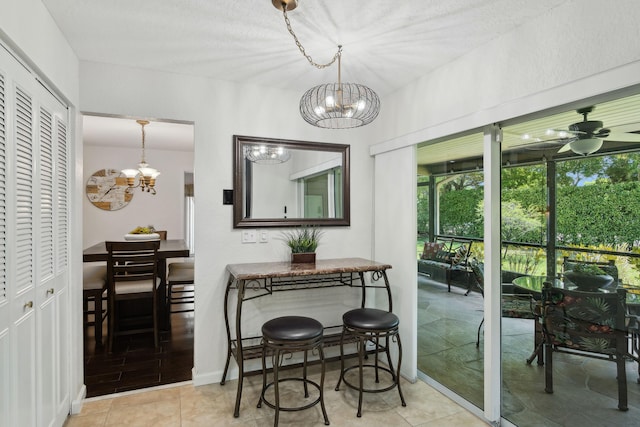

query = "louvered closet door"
[0, 43, 70, 427]
[35, 86, 69, 427]
[0, 46, 11, 427]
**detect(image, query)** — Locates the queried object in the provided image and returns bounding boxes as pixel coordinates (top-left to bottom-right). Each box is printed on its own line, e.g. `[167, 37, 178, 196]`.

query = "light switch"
[241, 230, 257, 243]
[259, 230, 269, 243]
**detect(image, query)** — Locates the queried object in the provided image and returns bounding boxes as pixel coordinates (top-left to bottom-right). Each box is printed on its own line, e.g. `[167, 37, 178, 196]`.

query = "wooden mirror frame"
[233, 135, 350, 228]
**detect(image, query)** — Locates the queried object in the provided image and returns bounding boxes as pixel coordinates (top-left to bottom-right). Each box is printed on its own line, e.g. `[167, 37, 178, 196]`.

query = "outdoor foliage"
[419, 155, 640, 248]
[556, 181, 640, 246]
[418, 153, 640, 279]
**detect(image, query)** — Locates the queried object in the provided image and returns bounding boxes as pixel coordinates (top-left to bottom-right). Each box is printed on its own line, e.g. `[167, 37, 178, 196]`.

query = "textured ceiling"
[42, 0, 568, 96]
[44, 0, 570, 152]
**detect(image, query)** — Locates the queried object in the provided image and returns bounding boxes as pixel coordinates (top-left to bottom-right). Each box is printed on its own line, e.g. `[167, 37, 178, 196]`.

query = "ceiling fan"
[519, 106, 640, 156]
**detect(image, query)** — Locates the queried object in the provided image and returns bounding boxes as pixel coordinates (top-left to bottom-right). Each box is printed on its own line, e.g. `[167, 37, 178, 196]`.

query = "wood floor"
[83, 309, 194, 398]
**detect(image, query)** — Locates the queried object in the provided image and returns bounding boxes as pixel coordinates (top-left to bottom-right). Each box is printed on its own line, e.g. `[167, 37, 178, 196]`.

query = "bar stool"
[257, 316, 330, 427]
[335, 307, 406, 417]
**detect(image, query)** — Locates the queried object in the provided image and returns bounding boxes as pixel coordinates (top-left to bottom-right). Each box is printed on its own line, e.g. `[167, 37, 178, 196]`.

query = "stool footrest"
[339, 364, 398, 394]
[259, 378, 323, 412]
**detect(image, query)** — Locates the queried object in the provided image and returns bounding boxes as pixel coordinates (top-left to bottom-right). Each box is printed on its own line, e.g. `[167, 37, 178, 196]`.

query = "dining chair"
[167, 260, 194, 324]
[83, 263, 108, 346]
[106, 240, 161, 352]
[540, 281, 639, 411]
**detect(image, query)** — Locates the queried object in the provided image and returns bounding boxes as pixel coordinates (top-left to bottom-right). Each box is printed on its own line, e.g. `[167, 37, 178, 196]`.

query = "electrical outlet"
[241, 230, 257, 243]
[259, 230, 269, 243]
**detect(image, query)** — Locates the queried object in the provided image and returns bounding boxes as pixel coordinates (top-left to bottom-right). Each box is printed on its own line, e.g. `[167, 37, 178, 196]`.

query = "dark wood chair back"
[105, 240, 161, 352]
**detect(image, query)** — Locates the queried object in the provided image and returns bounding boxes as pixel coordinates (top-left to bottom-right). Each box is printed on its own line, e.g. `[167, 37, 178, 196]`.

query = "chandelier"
[273, 0, 380, 129]
[245, 144, 291, 164]
[121, 120, 160, 195]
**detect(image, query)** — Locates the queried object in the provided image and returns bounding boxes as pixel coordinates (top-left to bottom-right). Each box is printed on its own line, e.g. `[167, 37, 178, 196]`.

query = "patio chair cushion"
[451, 244, 469, 265]
[421, 242, 444, 260]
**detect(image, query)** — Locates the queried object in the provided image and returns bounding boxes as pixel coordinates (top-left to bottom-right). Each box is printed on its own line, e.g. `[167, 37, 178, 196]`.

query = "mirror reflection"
[233, 135, 350, 228]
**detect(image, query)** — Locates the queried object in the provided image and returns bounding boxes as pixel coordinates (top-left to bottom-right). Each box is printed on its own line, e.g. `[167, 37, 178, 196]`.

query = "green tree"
[502, 164, 545, 189]
[439, 171, 483, 191]
[599, 153, 640, 183]
[556, 157, 604, 186]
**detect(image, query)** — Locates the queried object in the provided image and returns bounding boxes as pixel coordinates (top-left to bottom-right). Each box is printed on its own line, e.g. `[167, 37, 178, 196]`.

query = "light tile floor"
[65, 362, 486, 427]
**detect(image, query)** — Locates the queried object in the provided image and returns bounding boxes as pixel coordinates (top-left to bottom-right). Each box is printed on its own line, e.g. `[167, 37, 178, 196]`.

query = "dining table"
[512, 274, 640, 298]
[83, 239, 190, 330]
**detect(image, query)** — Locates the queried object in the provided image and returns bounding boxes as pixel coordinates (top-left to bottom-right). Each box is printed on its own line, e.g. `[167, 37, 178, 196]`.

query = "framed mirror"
[233, 135, 350, 228]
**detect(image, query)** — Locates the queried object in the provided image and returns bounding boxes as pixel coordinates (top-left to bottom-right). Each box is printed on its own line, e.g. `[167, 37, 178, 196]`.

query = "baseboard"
[192, 367, 235, 386]
[70, 385, 87, 415]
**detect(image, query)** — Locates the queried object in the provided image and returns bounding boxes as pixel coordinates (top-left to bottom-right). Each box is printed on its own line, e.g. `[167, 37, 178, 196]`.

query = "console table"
[221, 257, 393, 417]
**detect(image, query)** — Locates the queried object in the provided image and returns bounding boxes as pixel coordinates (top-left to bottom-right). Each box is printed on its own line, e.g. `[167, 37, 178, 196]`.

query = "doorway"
[82, 114, 195, 396]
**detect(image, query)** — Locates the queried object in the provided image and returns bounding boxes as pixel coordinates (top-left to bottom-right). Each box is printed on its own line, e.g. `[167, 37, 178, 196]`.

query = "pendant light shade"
[274, 1, 380, 129]
[244, 144, 291, 164]
[300, 82, 380, 129]
[121, 120, 160, 194]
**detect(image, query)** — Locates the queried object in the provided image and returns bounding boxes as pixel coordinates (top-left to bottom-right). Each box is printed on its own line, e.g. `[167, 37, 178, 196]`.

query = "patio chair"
[540, 281, 639, 411]
[470, 260, 538, 349]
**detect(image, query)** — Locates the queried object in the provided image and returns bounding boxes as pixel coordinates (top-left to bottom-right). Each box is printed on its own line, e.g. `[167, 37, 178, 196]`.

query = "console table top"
[226, 257, 392, 280]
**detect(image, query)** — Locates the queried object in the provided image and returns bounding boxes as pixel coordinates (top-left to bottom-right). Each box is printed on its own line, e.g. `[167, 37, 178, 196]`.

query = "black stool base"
[339, 364, 399, 394]
[258, 316, 330, 427]
[258, 377, 323, 412]
[335, 308, 406, 418]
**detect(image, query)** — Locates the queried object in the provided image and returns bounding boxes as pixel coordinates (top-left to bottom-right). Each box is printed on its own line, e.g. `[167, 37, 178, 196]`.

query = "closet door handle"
[24, 301, 33, 309]
[47, 288, 55, 295]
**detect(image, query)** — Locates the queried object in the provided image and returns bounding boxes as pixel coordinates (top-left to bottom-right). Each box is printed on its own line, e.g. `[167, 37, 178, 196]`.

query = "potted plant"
[564, 262, 614, 291]
[282, 226, 323, 264]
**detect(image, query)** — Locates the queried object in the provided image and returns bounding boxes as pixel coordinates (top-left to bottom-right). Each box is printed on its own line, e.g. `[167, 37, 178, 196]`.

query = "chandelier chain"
[282, 8, 341, 69]
[140, 122, 146, 164]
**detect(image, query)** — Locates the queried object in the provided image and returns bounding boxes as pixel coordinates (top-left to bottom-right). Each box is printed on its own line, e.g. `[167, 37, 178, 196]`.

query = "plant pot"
[564, 271, 614, 291]
[291, 252, 316, 264]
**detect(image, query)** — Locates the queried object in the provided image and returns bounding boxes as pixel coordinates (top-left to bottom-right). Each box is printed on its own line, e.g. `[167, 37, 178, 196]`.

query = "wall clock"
[86, 168, 134, 211]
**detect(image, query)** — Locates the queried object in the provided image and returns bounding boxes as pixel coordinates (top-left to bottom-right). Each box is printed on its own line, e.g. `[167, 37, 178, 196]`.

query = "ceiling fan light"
[570, 138, 603, 155]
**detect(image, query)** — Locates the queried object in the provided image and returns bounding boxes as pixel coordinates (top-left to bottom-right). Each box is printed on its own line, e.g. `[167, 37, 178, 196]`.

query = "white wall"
[83, 145, 194, 247]
[78, 60, 376, 385]
[0, 0, 83, 415]
[373, 146, 417, 381]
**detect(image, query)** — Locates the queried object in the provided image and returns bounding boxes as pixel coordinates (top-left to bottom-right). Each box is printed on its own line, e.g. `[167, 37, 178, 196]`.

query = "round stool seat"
[343, 308, 399, 331]
[262, 316, 323, 342]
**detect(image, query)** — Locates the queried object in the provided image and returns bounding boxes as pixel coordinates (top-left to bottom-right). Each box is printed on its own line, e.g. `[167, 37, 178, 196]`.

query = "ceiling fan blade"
[551, 128, 585, 136]
[509, 137, 572, 150]
[605, 131, 640, 143]
[557, 142, 572, 153]
[607, 122, 640, 133]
